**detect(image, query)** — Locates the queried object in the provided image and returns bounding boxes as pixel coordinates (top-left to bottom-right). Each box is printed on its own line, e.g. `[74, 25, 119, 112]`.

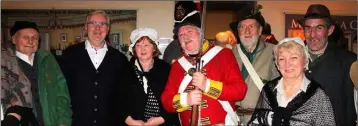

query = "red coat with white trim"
[161, 45, 247, 125]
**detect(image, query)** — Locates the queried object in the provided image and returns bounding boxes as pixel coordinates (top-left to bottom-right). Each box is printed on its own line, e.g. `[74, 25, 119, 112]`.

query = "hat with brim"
[10, 21, 39, 36]
[298, 4, 334, 26]
[229, 5, 265, 39]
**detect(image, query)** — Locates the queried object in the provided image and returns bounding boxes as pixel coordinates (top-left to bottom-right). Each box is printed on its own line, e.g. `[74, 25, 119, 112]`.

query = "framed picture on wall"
[110, 33, 121, 49]
[82, 30, 88, 41]
[61, 33, 67, 42]
[75, 36, 81, 42]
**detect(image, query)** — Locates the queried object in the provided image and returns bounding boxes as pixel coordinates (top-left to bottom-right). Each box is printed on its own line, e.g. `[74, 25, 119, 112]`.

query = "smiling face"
[12, 28, 39, 56]
[134, 37, 155, 61]
[177, 25, 201, 55]
[238, 19, 262, 49]
[276, 42, 306, 79]
[85, 12, 109, 44]
[303, 18, 334, 54]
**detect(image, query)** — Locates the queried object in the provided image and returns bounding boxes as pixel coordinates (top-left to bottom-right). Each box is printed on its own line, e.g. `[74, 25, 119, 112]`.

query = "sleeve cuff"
[180, 93, 188, 107]
[204, 79, 210, 92]
[172, 94, 189, 112]
[203, 79, 223, 99]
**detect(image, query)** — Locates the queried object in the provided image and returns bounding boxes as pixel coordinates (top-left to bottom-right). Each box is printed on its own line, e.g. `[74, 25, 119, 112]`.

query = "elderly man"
[61, 10, 137, 126]
[161, 8, 247, 125]
[299, 4, 357, 126]
[1, 21, 72, 125]
[229, 5, 279, 124]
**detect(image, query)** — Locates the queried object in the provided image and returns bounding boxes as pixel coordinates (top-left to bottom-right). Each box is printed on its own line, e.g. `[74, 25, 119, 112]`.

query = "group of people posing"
[1, 1, 357, 126]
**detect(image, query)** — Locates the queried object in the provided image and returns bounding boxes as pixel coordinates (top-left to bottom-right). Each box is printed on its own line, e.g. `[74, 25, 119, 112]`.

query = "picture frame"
[82, 30, 88, 41]
[60, 33, 67, 42]
[113, 34, 118, 43]
[75, 36, 81, 42]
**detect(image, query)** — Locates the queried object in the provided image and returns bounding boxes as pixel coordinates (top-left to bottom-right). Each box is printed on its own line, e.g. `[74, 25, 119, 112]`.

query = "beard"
[239, 35, 259, 49]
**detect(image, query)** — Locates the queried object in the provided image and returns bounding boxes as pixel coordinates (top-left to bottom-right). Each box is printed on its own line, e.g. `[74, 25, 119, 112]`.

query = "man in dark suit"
[61, 10, 137, 126]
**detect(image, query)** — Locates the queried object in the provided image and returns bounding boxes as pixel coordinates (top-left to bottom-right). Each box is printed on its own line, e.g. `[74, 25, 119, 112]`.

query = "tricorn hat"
[10, 21, 39, 36]
[299, 4, 334, 25]
[173, 1, 201, 35]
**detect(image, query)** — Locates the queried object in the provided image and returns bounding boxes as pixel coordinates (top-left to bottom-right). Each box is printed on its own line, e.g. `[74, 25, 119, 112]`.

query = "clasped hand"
[187, 72, 207, 106]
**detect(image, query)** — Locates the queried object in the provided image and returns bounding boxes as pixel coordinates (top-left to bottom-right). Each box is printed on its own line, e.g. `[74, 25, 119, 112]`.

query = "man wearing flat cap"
[161, 3, 247, 125]
[300, 4, 357, 126]
[1, 21, 72, 125]
[229, 5, 279, 125]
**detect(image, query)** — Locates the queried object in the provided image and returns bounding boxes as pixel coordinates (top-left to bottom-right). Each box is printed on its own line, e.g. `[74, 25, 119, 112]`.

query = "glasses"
[87, 22, 109, 28]
[303, 25, 327, 32]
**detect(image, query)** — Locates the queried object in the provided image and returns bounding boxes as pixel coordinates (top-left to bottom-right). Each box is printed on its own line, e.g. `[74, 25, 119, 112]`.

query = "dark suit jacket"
[61, 42, 137, 126]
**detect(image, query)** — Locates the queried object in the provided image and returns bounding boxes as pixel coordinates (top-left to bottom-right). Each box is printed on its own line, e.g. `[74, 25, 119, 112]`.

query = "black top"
[61, 42, 137, 126]
[305, 42, 357, 126]
[128, 57, 180, 126]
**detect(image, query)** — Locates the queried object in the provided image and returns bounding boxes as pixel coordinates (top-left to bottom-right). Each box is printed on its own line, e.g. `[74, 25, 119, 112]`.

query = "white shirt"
[16, 51, 35, 66]
[275, 76, 310, 107]
[85, 40, 108, 69]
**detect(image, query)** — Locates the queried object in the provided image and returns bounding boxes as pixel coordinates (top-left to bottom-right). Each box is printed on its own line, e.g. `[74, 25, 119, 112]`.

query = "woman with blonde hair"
[248, 37, 335, 125]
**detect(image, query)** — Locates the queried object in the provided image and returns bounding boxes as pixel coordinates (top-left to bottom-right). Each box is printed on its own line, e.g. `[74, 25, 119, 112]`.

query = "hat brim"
[298, 15, 334, 26]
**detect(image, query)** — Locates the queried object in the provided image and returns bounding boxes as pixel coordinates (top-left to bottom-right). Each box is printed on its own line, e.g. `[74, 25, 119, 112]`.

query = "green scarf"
[240, 41, 260, 79]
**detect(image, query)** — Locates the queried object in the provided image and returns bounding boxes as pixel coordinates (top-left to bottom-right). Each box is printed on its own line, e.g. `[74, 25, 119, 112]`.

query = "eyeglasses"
[87, 22, 109, 28]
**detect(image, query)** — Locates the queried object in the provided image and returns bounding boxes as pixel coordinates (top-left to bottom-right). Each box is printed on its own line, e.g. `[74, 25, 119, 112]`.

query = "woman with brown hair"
[125, 28, 180, 126]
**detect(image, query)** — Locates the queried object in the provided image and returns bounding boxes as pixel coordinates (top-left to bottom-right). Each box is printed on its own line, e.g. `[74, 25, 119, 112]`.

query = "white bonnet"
[128, 28, 159, 54]
[274, 37, 311, 69]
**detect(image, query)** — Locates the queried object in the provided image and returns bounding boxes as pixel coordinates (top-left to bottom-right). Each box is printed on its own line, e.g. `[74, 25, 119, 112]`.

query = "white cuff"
[180, 93, 189, 107]
[204, 79, 210, 92]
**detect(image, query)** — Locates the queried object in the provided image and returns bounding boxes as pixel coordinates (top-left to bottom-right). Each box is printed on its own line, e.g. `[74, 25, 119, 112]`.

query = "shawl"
[1, 45, 33, 110]
[248, 77, 336, 126]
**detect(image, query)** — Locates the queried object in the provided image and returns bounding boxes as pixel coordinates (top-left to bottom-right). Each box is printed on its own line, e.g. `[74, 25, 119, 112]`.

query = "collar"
[85, 40, 108, 51]
[15, 51, 35, 66]
[275, 75, 311, 95]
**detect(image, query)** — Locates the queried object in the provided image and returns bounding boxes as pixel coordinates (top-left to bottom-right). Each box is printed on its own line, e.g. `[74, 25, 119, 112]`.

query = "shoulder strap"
[237, 44, 264, 91]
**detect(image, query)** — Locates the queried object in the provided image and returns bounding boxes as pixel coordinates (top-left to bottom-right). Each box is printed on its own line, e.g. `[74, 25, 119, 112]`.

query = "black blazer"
[61, 42, 137, 126]
[128, 57, 180, 126]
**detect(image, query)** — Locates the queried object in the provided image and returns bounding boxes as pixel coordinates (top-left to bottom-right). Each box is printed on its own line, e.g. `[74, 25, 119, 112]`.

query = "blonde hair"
[273, 40, 309, 69]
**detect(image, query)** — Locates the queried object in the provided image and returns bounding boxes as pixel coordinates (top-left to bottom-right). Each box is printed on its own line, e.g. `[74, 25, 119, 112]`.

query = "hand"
[187, 89, 202, 106]
[125, 116, 145, 126]
[144, 117, 164, 126]
[192, 72, 207, 91]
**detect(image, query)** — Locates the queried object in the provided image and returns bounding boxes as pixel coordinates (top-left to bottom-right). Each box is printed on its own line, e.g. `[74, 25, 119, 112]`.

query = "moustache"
[183, 38, 193, 43]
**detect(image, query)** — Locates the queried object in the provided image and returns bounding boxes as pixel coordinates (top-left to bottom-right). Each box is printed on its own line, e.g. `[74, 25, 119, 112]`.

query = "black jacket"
[305, 42, 357, 126]
[61, 42, 137, 126]
[128, 57, 180, 126]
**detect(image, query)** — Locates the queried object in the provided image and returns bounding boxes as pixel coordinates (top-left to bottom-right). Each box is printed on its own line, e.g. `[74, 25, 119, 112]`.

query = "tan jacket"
[231, 41, 279, 109]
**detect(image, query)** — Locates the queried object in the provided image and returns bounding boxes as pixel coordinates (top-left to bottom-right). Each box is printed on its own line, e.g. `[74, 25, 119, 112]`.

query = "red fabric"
[194, 1, 201, 12]
[161, 46, 247, 125]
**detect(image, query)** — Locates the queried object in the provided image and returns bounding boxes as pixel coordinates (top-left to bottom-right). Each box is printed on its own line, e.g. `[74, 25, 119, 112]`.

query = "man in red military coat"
[161, 8, 247, 125]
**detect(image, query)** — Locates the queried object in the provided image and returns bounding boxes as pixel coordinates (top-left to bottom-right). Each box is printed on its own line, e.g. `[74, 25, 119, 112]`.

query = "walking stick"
[190, 1, 207, 126]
